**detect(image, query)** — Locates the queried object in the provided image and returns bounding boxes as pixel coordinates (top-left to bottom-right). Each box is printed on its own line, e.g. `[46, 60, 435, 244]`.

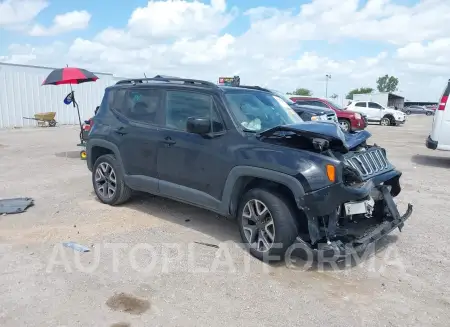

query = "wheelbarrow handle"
[23, 117, 38, 120]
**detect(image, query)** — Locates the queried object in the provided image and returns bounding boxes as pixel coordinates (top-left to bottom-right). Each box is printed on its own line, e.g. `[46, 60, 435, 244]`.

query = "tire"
[49, 119, 57, 127]
[338, 119, 351, 132]
[405, 110, 411, 115]
[237, 188, 298, 262]
[92, 154, 132, 205]
[380, 117, 391, 126]
[426, 111, 432, 116]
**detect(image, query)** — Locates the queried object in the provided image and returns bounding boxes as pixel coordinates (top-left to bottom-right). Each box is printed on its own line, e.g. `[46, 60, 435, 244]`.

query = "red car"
[290, 97, 367, 132]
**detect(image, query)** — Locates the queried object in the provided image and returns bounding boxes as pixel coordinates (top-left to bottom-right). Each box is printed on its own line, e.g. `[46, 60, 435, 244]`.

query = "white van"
[426, 79, 450, 150]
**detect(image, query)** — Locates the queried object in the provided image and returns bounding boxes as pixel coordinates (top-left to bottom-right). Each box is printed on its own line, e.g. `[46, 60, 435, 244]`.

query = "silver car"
[402, 105, 434, 116]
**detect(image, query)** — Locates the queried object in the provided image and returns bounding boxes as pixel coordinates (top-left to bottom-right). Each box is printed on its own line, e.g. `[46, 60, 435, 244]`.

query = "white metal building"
[0, 62, 123, 128]
[351, 92, 405, 109]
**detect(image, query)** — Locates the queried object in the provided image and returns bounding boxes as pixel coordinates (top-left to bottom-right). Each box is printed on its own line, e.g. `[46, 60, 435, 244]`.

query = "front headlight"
[354, 113, 362, 119]
[311, 115, 319, 121]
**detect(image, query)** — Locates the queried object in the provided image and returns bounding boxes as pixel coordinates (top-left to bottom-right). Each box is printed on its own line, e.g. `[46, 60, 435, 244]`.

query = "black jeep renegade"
[86, 76, 413, 261]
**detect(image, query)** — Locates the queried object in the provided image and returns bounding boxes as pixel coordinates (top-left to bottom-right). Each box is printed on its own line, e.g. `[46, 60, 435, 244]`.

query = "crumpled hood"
[259, 121, 372, 152]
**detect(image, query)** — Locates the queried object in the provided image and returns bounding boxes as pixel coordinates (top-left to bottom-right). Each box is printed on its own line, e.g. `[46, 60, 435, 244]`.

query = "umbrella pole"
[70, 85, 83, 140]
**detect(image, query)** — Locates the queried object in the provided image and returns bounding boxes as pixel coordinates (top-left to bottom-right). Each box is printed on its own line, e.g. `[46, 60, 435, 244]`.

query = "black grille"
[344, 149, 389, 177]
[327, 113, 337, 122]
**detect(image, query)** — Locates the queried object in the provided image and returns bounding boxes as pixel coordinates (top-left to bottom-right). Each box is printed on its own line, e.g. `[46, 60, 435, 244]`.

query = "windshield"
[327, 100, 344, 110]
[224, 91, 303, 132]
[268, 89, 295, 105]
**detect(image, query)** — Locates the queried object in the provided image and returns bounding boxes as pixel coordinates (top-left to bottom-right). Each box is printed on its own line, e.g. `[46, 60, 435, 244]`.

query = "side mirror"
[186, 117, 211, 135]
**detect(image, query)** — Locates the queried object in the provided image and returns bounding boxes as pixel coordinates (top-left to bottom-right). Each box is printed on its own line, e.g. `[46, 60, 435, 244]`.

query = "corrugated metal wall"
[0, 63, 121, 128]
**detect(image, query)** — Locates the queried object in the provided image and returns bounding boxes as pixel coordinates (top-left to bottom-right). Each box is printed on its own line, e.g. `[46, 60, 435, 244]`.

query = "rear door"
[352, 101, 368, 117]
[367, 102, 384, 120]
[112, 87, 165, 193]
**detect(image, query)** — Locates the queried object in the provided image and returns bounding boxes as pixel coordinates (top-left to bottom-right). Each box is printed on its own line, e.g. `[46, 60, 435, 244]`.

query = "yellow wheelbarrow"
[23, 112, 57, 127]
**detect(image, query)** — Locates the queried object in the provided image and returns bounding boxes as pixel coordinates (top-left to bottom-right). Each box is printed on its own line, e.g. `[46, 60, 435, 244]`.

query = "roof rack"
[115, 76, 218, 88]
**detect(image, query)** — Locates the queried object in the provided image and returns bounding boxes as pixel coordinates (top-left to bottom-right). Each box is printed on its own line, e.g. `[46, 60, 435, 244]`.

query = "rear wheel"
[338, 119, 351, 132]
[92, 154, 132, 205]
[238, 188, 298, 262]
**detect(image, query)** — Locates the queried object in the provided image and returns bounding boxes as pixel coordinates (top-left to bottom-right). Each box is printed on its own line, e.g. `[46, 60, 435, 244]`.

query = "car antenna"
[144, 73, 147, 78]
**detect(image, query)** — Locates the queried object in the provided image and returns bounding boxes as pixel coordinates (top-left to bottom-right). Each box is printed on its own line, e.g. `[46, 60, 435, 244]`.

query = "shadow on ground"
[411, 154, 450, 168]
[91, 191, 241, 244]
[89, 191, 399, 270]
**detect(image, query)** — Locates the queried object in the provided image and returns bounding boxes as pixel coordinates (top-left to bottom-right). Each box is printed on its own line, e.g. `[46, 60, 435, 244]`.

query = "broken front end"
[301, 142, 413, 259]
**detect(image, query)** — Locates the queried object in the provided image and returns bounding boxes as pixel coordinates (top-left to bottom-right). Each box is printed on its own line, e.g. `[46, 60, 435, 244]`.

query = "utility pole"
[325, 74, 331, 98]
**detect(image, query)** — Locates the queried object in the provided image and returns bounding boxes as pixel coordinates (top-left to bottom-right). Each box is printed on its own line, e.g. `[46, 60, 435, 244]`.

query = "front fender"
[220, 166, 306, 216]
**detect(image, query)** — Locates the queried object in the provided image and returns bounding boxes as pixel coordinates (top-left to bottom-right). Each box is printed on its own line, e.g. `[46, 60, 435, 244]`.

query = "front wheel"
[92, 154, 132, 205]
[405, 110, 411, 115]
[238, 188, 298, 262]
[338, 119, 351, 132]
[380, 117, 391, 126]
[426, 111, 432, 116]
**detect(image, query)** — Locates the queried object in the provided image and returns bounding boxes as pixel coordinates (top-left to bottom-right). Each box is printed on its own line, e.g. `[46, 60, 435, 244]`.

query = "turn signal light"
[326, 164, 336, 182]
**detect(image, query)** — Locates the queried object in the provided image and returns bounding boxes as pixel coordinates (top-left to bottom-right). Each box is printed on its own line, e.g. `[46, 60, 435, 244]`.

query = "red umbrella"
[42, 67, 98, 85]
[42, 67, 99, 143]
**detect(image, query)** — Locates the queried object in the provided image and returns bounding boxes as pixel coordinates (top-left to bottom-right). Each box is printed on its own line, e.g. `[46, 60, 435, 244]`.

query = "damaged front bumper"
[296, 169, 413, 259]
[293, 203, 413, 260]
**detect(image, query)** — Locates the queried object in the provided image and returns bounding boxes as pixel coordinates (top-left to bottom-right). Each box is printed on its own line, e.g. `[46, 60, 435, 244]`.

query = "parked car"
[290, 96, 366, 132]
[86, 76, 412, 261]
[426, 79, 450, 151]
[346, 100, 406, 126]
[402, 105, 434, 116]
[241, 86, 338, 123]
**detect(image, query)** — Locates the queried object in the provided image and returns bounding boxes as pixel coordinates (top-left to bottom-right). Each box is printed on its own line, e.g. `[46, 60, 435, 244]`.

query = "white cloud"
[1, 0, 449, 102]
[127, 0, 236, 39]
[29, 10, 91, 36]
[0, 0, 48, 27]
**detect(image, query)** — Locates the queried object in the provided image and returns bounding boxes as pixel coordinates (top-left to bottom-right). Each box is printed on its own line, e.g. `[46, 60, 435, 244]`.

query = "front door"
[156, 90, 232, 211]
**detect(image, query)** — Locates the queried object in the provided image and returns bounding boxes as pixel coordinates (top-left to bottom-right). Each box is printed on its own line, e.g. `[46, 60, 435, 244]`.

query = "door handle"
[163, 136, 176, 146]
[114, 127, 128, 135]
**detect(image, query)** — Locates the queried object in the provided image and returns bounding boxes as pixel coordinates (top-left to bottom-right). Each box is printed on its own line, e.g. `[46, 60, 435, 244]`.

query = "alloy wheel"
[339, 120, 350, 132]
[241, 199, 275, 252]
[380, 118, 390, 126]
[94, 162, 117, 199]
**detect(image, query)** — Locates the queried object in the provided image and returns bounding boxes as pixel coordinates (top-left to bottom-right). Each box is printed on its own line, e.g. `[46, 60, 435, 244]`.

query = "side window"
[165, 91, 224, 133]
[109, 88, 163, 124]
[368, 102, 383, 109]
[108, 89, 127, 113]
[355, 102, 366, 107]
[123, 89, 163, 124]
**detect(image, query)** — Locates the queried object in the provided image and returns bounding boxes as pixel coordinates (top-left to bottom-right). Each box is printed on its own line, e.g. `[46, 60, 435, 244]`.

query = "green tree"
[376, 75, 399, 93]
[346, 87, 374, 100]
[287, 88, 313, 96]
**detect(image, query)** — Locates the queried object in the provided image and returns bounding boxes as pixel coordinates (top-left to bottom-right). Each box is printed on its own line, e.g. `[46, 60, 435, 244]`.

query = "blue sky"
[0, 0, 447, 101]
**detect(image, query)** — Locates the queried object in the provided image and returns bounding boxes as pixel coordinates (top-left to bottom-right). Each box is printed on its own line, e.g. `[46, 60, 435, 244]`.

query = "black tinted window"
[165, 91, 224, 133]
[368, 102, 383, 109]
[108, 89, 126, 111]
[355, 102, 366, 107]
[110, 88, 163, 124]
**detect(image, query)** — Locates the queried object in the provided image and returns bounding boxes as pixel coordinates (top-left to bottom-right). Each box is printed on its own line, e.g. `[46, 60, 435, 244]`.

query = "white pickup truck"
[346, 101, 406, 126]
